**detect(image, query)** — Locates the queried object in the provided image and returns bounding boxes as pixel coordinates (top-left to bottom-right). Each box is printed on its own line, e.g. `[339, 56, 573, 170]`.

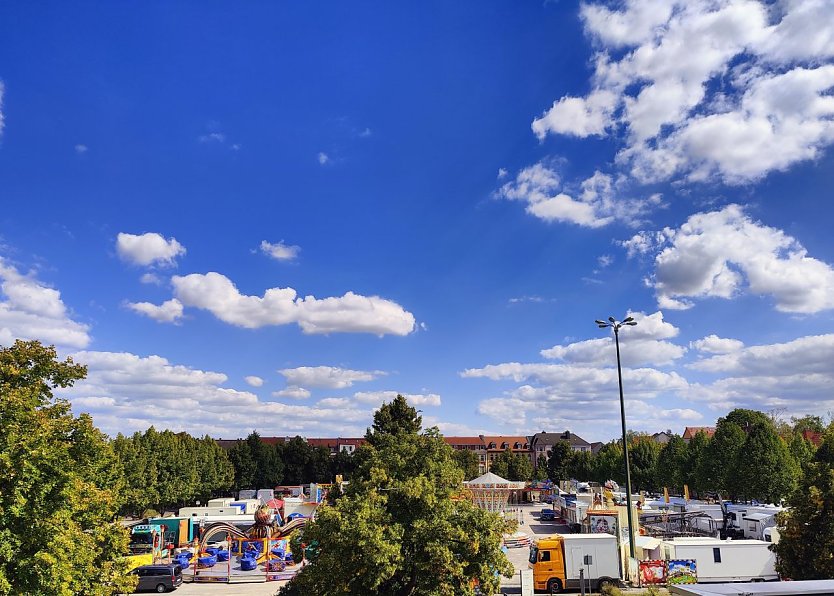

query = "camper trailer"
[661, 537, 778, 583]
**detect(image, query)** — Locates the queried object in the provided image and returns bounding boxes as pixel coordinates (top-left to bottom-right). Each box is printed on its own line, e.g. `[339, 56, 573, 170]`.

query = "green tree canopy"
[364, 394, 422, 446]
[546, 441, 573, 482]
[775, 425, 834, 580]
[280, 404, 513, 595]
[452, 449, 480, 481]
[684, 430, 710, 496]
[655, 435, 687, 492]
[734, 422, 798, 503]
[701, 416, 747, 497]
[0, 340, 135, 595]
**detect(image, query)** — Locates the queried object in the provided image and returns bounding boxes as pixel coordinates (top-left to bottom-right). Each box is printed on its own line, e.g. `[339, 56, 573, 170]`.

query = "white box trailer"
[661, 538, 778, 583]
[530, 533, 621, 592]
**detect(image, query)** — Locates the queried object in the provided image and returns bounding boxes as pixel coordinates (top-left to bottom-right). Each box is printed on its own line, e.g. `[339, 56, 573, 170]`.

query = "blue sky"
[2, 1, 834, 442]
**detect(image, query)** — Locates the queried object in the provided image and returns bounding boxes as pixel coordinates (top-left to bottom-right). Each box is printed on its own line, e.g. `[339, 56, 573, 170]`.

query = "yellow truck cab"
[529, 533, 620, 593]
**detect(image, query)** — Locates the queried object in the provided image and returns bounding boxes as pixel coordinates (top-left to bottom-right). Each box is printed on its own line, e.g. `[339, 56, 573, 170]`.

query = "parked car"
[129, 564, 182, 593]
[540, 508, 556, 521]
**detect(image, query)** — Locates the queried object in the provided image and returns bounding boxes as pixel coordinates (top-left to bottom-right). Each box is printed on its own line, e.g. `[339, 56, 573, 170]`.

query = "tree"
[227, 438, 256, 491]
[331, 449, 356, 480]
[628, 438, 661, 492]
[489, 449, 532, 482]
[592, 441, 625, 485]
[655, 436, 687, 492]
[734, 422, 798, 504]
[365, 394, 422, 446]
[279, 407, 513, 595]
[566, 450, 593, 482]
[701, 418, 746, 497]
[0, 340, 135, 595]
[775, 425, 834, 579]
[533, 455, 548, 481]
[452, 449, 480, 481]
[791, 415, 824, 435]
[684, 430, 710, 496]
[546, 441, 573, 482]
[489, 448, 511, 479]
[282, 436, 313, 485]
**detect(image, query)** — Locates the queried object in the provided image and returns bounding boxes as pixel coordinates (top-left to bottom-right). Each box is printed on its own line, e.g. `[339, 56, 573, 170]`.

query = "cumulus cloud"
[0, 257, 90, 349]
[278, 366, 384, 389]
[61, 350, 372, 438]
[541, 311, 685, 366]
[272, 386, 311, 400]
[259, 240, 300, 262]
[497, 162, 661, 228]
[690, 335, 745, 354]
[318, 152, 330, 165]
[626, 205, 834, 313]
[244, 375, 264, 387]
[116, 232, 186, 267]
[686, 334, 834, 416]
[533, 0, 834, 184]
[125, 299, 184, 324]
[172, 272, 415, 335]
[353, 390, 441, 407]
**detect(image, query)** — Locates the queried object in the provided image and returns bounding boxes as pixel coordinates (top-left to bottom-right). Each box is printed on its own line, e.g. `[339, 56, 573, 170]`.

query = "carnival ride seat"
[240, 556, 258, 571]
[198, 554, 217, 568]
[216, 550, 230, 562]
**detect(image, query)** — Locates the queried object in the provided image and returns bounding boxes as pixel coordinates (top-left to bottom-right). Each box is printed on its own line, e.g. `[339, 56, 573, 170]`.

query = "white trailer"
[661, 537, 778, 583]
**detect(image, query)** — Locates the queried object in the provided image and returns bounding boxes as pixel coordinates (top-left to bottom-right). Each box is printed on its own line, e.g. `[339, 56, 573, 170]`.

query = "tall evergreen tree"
[365, 394, 422, 445]
[546, 441, 573, 482]
[656, 435, 687, 492]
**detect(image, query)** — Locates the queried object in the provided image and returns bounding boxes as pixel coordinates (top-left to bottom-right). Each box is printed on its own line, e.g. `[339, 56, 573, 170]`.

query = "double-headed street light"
[595, 315, 637, 560]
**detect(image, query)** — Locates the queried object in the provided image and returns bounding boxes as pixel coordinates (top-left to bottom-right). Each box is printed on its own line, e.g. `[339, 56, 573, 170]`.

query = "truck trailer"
[661, 537, 778, 583]
[529, 533, 620, 593]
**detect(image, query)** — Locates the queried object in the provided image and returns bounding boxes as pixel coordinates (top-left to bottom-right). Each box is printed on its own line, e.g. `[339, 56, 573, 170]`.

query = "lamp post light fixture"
[595, 315, 637, 561]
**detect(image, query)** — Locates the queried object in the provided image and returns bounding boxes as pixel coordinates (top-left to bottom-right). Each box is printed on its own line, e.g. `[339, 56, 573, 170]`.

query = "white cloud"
[172, 272, 415, 335]
[541, 311, 684, 367]
[140, 273, 163, 285]
[690, 335, 744, 354]
[532, 90, 618, 139]
[359, 128, 373, 138]
[685, 334, 834, 417]
[497, 168, 508, 179]
[631, 205, 834, 313]
[259, 240, 300, 262]
[318, 152, 330, 165]
[61, 350, 371, 438]
[199, 132, 226, 143]
[116, 232, 186, 267]
[534, 0, 834, 184]
[75, 144, 88, 154]
[0, 81, 4, 138]
[0, 257, 90, 349]
[125, 298, 184, 324]
[272, 386, 311, 400]
[317, 397, 351, 408]
[353, 390, 441, 407]
[278, 366, 383, 389]
[244, 375, 264, 387]
[497, 162, 660, 228]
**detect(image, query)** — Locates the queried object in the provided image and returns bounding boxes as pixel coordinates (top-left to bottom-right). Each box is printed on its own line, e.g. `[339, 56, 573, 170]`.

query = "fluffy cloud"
[690, 335, 745, 354]
[0, 257, 90, 348]
[278, 366, 383, 389]
[172, 272, 415, 335]
[541, 311, 684, 366]
[497, 163, 661, 228]
[116, 232, 186, 267]
[125, 299, 184, 323]
[353, 390, 442, 407]
[626, 205, 834, 313]
[534, 0, 834, 184]
[686, 334, 834, 416]
[62, 350, 372, 438]
[272, 386, 312, 400]
[259, 240, 300, 262]
[244, 375, 264, 387]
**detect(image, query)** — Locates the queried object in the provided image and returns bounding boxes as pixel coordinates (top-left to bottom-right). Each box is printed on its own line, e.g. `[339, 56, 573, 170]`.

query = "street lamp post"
[595, 315, 637, 561]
